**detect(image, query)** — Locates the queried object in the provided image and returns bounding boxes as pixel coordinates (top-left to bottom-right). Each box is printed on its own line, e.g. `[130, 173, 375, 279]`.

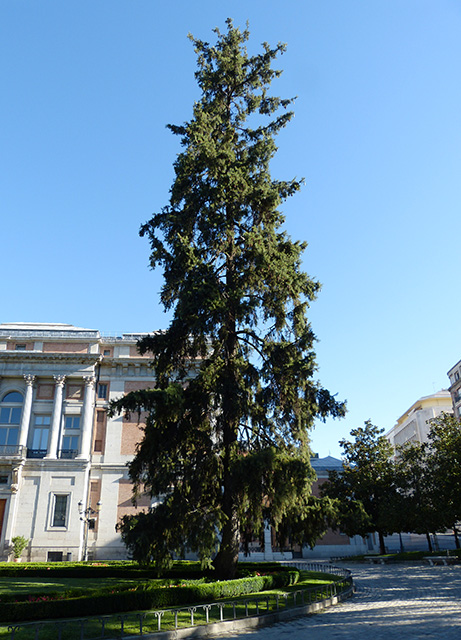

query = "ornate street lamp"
[78, 499, 101, 561]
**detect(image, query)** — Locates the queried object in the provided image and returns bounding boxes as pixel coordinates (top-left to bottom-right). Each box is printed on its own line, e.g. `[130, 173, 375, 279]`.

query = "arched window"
[0, 391, 24, 447]
[2, 392, 23, 404]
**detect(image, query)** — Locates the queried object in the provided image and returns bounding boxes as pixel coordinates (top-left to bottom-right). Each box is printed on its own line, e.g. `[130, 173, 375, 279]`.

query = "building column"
[45, 376, 66, 459]
[78, 376, 96, 460]
[18, 375, 35, 449]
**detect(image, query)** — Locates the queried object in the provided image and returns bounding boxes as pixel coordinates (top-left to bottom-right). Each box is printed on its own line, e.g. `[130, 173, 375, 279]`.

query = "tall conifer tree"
[111, 20, 345, 578]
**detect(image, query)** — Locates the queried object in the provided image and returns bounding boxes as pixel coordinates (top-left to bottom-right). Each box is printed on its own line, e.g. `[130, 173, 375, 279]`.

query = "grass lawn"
[0, 576, 143, 597]
[0, 571, 348, 640]
[0, 570, 337, 598]
[0, 569, 348, 640]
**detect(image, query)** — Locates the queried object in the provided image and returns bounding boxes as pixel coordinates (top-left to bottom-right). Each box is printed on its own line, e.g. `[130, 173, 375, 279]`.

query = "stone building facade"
[0, 322, 371, 562]
[0, 322, 151, 561]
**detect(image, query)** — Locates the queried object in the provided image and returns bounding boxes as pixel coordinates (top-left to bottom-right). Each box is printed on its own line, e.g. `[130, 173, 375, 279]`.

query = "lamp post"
[78, 499, 101, 561]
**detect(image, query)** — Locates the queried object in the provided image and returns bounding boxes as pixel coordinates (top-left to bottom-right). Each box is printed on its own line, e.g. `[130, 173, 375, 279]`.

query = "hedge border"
[1, 568, 299, 623]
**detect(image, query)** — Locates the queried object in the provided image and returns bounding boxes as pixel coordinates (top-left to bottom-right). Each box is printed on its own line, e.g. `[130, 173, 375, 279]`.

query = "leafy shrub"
[1, 569, 299, 623]
[11, 536, 28, 559]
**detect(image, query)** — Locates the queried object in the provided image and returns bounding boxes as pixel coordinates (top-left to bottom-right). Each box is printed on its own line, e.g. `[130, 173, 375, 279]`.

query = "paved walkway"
[219, 563, 461, 639]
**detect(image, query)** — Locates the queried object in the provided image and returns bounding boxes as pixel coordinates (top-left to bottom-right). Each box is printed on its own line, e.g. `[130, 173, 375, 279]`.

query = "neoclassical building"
[0, 322, 152, 561]
[0, 322, 371, 562]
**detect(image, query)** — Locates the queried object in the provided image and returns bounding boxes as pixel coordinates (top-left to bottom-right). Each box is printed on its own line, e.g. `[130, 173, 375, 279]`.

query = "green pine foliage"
[110, 20, 345, 578]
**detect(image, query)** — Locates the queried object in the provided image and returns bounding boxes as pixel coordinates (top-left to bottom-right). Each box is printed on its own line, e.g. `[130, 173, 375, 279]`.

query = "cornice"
[23, 458, 91, 471]
[90, 462, 130, 472]
[0, 352, 102, 365]
[100, 357, 153, 365]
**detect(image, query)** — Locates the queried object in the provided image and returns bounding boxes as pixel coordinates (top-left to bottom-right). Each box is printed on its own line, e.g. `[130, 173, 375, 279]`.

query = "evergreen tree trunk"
[213, 423, 240, 578]
[426, 531, 433, 552]
[214, 228, 241, 579]
[453, 526, 460, 549]
[213, 501, 240, 578]
[378, 531, 386, 555]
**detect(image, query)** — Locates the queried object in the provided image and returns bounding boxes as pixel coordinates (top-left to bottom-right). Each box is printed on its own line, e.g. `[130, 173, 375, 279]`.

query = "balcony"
[0, 444, 26, 457]
[24, 449, 79, 460]
[26, 449, 47, 459]
[58, 449, 78, 460]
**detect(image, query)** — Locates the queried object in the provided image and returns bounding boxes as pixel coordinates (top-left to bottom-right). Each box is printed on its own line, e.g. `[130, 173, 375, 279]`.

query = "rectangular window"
[0, 407, 22, 424]
[31, 415, 51, 453]
[0, 428, 18, 446]
[47, 551, 63, 562]
[97, 383, 108, 400]
[52, 495, 68, 527]
[0, 404, 22, 447]
[32, 429, 48, 449]
[0, 476, 8, 485]
[62, 435, 79, 451]
[15, 344, 26, 351]
[93, 410, 106, 454]
[65, 416, 80, 430]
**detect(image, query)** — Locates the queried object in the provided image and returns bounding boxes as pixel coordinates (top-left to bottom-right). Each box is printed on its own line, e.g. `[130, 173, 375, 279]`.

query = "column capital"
[83, 375, 96, 388]
[24, 374, 36, 387]
[53, 375, 66, 387]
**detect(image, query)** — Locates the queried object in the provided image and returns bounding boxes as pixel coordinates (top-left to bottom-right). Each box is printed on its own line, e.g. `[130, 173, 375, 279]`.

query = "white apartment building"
[385, 390, 452, 449]
[447, 360, 461, 419]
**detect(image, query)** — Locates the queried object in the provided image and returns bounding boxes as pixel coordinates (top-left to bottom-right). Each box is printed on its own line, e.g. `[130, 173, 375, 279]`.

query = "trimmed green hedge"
[1, 569, 299, 623]
[0, 560, 205, 579]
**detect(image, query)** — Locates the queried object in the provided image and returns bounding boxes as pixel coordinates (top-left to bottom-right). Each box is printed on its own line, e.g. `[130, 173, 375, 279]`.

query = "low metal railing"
[58, 449, 78, 460]
[26, 449, 47, 459]
[4, 563, 353, 640]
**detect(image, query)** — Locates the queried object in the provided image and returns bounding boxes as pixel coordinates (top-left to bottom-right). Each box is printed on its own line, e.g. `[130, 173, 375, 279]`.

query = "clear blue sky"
[2, 1, 461, 457]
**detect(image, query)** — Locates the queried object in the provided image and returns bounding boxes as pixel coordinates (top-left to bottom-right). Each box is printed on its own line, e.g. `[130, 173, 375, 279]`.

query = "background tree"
[393, 441, 442, 552]
[110, 20, 345, 578]
[426, 412, 461, 548]
[322, 421, 396, 554]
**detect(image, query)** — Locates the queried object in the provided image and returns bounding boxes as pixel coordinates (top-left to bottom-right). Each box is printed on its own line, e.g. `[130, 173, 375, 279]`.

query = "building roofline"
[387, 390, 452, 434]
[0, 323, 99, 340]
